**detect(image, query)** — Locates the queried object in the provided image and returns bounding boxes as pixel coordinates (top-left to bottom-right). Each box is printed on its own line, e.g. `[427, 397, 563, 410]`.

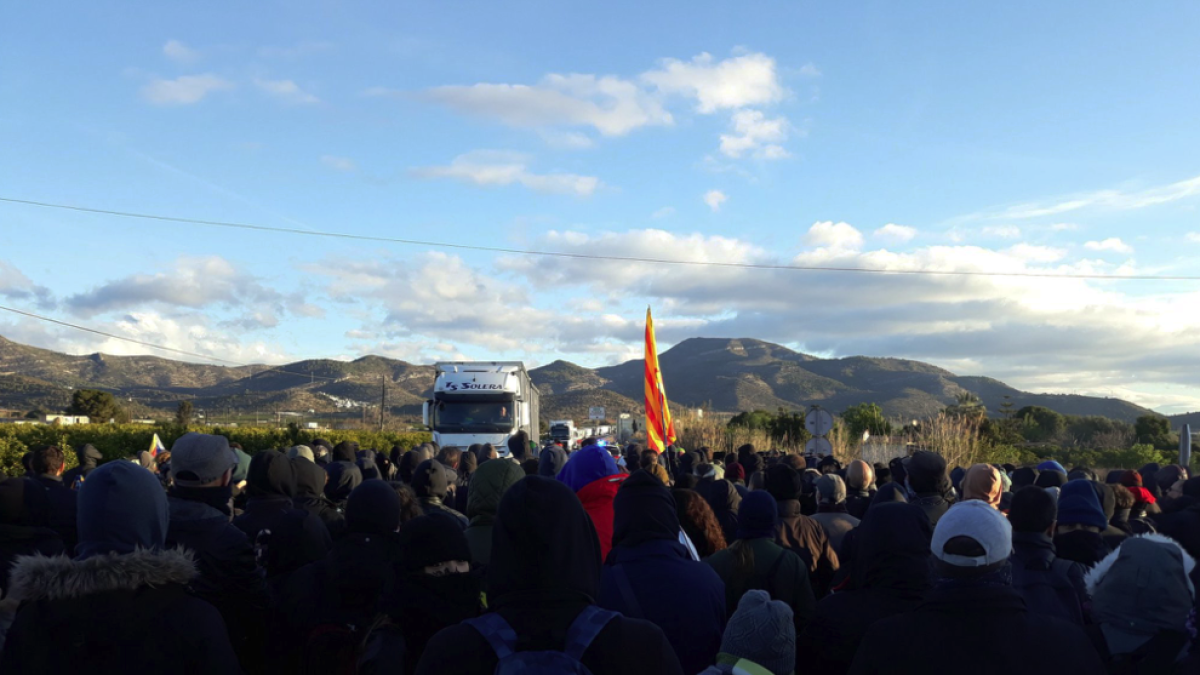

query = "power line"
[2, 195, 1194, 282]
[0, 304, 341, 382]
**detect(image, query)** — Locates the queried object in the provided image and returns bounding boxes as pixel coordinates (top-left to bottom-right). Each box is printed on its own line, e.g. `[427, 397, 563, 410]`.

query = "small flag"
[644, 308, 676, 453]
[149, 433, 166, 458]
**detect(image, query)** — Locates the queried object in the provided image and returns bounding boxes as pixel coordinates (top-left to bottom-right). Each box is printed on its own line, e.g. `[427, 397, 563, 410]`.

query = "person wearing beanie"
[2, 461, 240, 673]
[849, 500, 1103, 674]
[556, 444, 628, 561]
[811, 475, 860, 557]
[1011, 466, 1040, 490]
[704, 491, 814, 675]
[464, 458, 525, 566]
[1085, 534, 1198, 672]
[598, 471, 727, 675]
[1034, 469, 1067, 490]
[903, 451, 952, 527]
[700, 590, 795, 675]
[1053, 479, 1113, 567]
[61, 443, 103, 487]
[1006, 486, 1088, 626]
[1037, 459, 1067, 475]
[415, 476, 684, 674]
[961, 464, 1003, 508]
[233, 450, 331, 581]
[844, 460, 876, 520]
[799, 502, 932, 675]
[412, 459, 468, 529]
[765, 464, 840, 599]
[1086, 481, 1133, 550]
[1119, 470, 1162, 517]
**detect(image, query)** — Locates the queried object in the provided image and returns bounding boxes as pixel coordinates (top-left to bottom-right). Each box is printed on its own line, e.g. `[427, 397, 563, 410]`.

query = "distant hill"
[0, 334, 1159, 424]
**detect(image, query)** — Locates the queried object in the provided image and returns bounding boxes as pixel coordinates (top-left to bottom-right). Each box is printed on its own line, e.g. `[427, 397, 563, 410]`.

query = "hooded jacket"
[464, 458, 525, 566]
[232, 451, 331, 580]
[765, 465, 840, 598]
[1009, 531, 1088, 625]
[62, 443, 103, 486]
[598, 471, 727, 675]
[0, 477, 65, 597]
[557, 445, 629, 561]
[412, 459, 468, 529]
[323, 459, 363, 505]
[538, 446, 568, 477]
[799, 502, 931, 675]
[0, 462, 240, 674]
[414, 476, 684, 675]
[704, 479, 742, 546]
[290, 456, 345, 539]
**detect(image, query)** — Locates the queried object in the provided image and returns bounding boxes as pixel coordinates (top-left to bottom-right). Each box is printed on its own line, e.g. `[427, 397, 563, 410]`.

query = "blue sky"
[3, 1, 1200, 412]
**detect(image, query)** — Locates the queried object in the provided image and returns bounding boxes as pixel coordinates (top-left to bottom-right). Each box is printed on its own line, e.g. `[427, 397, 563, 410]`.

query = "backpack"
[1011, 557, 1084, 625]
[465, 605, 618, 675]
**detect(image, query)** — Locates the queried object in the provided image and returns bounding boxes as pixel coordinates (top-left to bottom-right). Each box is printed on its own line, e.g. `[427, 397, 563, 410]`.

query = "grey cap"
[816, 474, 847, 504]
[719, 589, 795, 675]
[169, 433, 237, 486]
[287, 445, 315, 462]
[932, 500, 1012, 567]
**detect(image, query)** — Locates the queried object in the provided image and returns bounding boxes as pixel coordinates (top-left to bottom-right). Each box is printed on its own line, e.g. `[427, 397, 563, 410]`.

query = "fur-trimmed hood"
[1085, 533, 1195, 650]
[6, 547, 196, 602]
[1085, 533, 1196, 595]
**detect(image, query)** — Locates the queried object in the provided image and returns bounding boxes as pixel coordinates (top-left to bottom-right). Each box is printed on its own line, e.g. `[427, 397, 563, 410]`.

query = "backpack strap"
[611, 565, 645, 619]
[465, 612, 518, 661]
[563, 606, 619, 662]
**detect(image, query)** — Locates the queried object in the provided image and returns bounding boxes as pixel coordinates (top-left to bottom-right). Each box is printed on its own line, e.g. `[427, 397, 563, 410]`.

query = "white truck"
[423, 362, 540, 458]
[548, 419, 578, 447]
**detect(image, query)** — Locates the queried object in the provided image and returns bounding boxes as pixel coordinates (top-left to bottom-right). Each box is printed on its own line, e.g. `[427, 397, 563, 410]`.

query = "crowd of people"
[1, 432, 1199, 674]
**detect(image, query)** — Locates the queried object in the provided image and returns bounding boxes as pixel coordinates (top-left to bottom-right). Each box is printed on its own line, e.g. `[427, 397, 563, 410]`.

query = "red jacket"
[576, 474, 627, 561]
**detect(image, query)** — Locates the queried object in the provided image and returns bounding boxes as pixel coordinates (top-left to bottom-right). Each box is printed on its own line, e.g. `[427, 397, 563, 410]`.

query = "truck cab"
[423, 362, 540, 457]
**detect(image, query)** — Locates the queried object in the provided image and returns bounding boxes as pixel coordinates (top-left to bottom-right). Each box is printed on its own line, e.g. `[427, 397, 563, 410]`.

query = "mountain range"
[0, 334, 1167, 425]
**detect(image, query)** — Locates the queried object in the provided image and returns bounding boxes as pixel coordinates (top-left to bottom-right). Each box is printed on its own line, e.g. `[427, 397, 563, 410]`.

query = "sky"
[3, 2, 1200, 413]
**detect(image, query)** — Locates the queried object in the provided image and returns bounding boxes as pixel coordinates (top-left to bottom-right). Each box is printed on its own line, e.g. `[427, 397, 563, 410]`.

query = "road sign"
[805, 407, 833, 436]
[805, 437, 833, 456]
[588, 406, 606, 421]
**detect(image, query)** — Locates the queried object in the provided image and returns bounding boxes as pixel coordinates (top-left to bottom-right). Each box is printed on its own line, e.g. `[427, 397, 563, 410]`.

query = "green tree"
[728, 409, 775, 431]
[1134, 415, 1175, 450]
[24, 409, 44, 419]
[175, 400, 194, 426]
[1016, 405, 1066, 443]
[999, 395, 1015, 419]
[945, 392, 987, 420]
[68, 389, 127, 423]
[841, 402, 893, 439]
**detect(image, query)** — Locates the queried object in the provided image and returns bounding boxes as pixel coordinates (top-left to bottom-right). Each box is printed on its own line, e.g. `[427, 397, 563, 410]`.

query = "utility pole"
[379, 375, 387, 431]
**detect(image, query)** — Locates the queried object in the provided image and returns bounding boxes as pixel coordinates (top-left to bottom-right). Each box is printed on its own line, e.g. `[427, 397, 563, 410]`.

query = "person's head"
[725, 462, 746, 485]
[458, 449, 476, 476]
[345, 479, 403, 535]
[961, 463, 1003, 508]
[437, 446, 462, 470]
[737, 443, 756, 461]
[169, 433, 237, 488]
[507, 431, 530, 461]
[764, 464, 801, 503]
[411, 459, 452, 501]
[672, 488, 727, 558]
[385, 481, 425, 525]
[291, 455, 329, 498]
[905, 451, 948, 494]
[874, 462, 891, 485]
[1011, 466, 1039, 490]
[736, 491, 779, 541]
[466, 456, 525, 524]
[30, 445, 65, 477]
[846, 459, 875, 492]
[1055, 479, 1108, 533]
[397, 514, 472, 577]
[1119, 470, 1143, 489]
[717, 590, 796, 675]
[555, 444, 620, 493]
[247, 449, 296, 499]
[1111, 484, 1135, 511]
[815, 474, 847, 505]
[75, 443, 102, 466]
[75, 460, 170, 559]
[332, 441, 358, 463]
[1034, 469, 1067, 489]
[286, 445, 315, 463]
[818, 455, 842, 475]
[1068, 466, 1097, 483]
[520, 458, 539, 476]
[480, 443, 498, 462]
[1008, 486, 1057, 535]
[868, 482, 909, 514]
[853, 502, 933, 592]
[931, 500, 1012, 580]
[611, 470, 679, 553]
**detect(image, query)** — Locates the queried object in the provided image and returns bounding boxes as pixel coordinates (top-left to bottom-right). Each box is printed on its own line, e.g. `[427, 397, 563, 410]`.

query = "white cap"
[931, 500, 1012, 567]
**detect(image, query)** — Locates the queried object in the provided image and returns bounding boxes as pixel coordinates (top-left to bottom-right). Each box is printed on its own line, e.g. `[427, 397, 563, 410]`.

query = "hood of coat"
[537, 447, 568, 478]
[556, 445, 620, 494]
[854, 502, 932, 594]
[76, 443, 103, 467]
[77, 460, 171, 559]
[324, 461, 363, 502]
[247, 450, 296, 499]
[1086, 533, 1196, 644]
[466, 458, 525, 525]
[292, 457, 327, 499]
[610, 470, 680, 552]
[7, 547, 196, 602]
[412, 459, 453, 502]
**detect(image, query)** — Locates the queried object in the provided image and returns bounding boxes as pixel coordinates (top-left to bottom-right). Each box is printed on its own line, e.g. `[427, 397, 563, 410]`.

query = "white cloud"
[982, 225, 1021, 238]
[537, 129, 596, 149]
[719, 109, 790, 159]
[798, 62, 822, 78]
[1084, 238, 1134, 254]
[162, 39, 199, 64]
[975, 174, 1200, 220]
[412, 151, 601, 196]
[426, 74, 672, 136]
[652, 206, 675, 219]
[1186, 232, 1200, 243]
[1050, 223, 1080, 231]
[1005, 244, 1067, 263]
[0, 260, 55, 309]
[254, 78, 320, 104]
[140, 74, 232, 105]
[320, 155, 356, 172]
[703, 190, 727, 212]
[873, 224, 917, 243]
[641, 52, 785, 113]
[806, 221, 864, 251]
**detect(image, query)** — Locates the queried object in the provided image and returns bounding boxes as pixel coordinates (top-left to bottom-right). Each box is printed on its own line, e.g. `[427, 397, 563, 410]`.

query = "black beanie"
[397, 513, 471, 572]
[345, 480, 402, 535]
[905, 451, 946, 493]
[764, 464, 802, 502]
[332, 441, 358, 463]
[412, 459, 450, 500]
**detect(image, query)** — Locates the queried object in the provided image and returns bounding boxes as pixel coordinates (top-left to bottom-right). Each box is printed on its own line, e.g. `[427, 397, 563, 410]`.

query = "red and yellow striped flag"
[644, 307, 676, 452]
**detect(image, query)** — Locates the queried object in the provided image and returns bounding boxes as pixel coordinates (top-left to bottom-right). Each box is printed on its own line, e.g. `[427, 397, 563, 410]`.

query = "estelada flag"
[644, 308, 676, 453]
[149, 433, 166, 458]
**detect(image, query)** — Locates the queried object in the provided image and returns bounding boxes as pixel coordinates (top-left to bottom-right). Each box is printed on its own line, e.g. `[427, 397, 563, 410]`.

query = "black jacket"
[799, 503, 931, 675]
[848, 582, 1104, 674]
[232, 452, 330, 580]
[291, 457, 346, 539]
[910, 492, 950, 527]
[1, 547, 240, 674]
[415, 476, 683, 675]
[61, 444, 103, 487]
[24, 474, 78, 554]
[1009, 531, 1088, 624]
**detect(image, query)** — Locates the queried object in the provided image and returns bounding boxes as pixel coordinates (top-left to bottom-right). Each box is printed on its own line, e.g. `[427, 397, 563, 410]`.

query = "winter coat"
[464, 459, 525, 566]
[0, 548, 241, 674]
[558, 445, 628, 562]
[1009, 531, 1088, 625]
[910, 492, 951, 527]
[1151, 503, 1200, 563]
[848, 581, 1104, 674]
[291, 457, 345, 539]
[232, 451, 330, 580]
[0, 476, 65, 595]
[775, 498, 839, 598]
[61, 443, 103, 487]
[24, 474, 78, 554]
[845, 489, 874, 521]
[703, 479, 741, 546]
[811, 506, 860, 557]
[798, 503, 932, 675]
[413, 459, 469, 529]
[597, 471, 726, 675]
[705, 538, 815, 642]
[165, 487, 267, 670]
[414, 476, 683, 675]
[1054, 529, 1112, 567]
[323, 461, 362, 505]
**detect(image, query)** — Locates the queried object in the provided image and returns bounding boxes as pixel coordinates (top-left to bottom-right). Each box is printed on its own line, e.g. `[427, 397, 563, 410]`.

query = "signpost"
[589, 406, 606, 421]
[805, 405, 833, 458]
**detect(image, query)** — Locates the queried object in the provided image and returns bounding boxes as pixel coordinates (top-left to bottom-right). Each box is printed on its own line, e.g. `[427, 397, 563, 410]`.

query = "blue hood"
[76, 460, 169, 559]
[556, 445, 620, 493]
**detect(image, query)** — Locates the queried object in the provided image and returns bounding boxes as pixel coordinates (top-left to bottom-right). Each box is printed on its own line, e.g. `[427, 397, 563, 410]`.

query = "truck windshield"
[434, 401, 515, 433]
[550, 424, 571, 439]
